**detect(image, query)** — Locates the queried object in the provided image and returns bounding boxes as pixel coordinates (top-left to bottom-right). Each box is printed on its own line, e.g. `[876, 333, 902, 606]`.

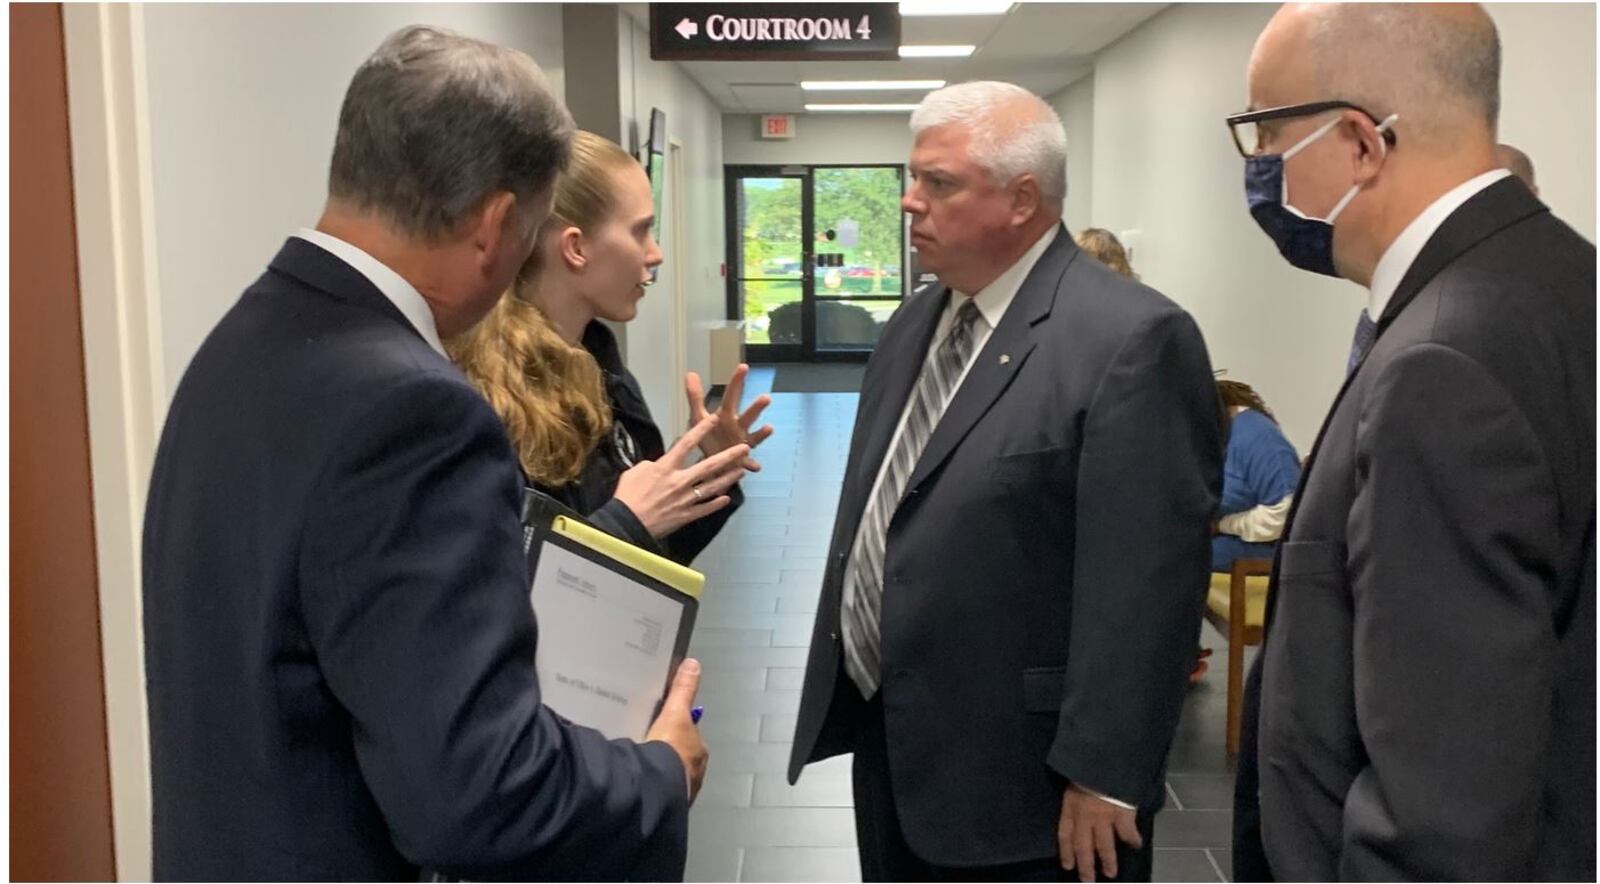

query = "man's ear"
[1347, 112, 1389, 186]
[1010, 174, 1043, 226]
[471, 190, 519, 271]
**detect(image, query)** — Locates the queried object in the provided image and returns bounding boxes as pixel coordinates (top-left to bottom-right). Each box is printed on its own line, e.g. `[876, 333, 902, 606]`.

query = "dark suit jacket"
[787, 226, 1225, 867]
[142, 238, 688, 881]
[1248, 177, 1596, 880]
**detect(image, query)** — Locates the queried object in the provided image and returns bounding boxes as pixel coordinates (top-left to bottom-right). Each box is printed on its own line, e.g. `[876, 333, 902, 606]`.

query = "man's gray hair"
[910, 81, 1068, 204]
[329, 25, 574, 241]
[1306, 4, 1500, 149]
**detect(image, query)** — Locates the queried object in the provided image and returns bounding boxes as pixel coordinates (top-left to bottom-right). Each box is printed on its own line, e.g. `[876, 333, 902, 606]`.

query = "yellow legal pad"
[549, 515, 705, 600]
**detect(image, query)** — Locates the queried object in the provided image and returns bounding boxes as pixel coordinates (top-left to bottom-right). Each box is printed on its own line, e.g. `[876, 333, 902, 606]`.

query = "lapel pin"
[999, 354, 1011, 365]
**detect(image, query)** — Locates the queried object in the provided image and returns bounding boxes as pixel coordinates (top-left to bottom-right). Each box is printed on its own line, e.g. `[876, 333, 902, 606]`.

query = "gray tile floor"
[686, 368, 1248, 882]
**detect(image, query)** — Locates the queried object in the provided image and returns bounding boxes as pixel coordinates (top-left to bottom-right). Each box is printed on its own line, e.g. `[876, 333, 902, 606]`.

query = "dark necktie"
[1347, 308, 1377, 376]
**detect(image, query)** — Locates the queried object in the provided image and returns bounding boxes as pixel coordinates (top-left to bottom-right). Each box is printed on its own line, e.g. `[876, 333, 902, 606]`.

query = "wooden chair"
[1203, 557, 1273, 756]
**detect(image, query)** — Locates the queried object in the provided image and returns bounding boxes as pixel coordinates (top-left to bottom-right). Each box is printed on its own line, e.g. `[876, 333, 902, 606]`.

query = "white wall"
[1090, 3, 1340, 451]
[141, 3, 566, 398]
[1488, 2, 1597, 240]
[1051, 74, 1096, 233]
[723, 112, 914, 166]
[1087, 2, 1595, 452]
[618, 16, 727, 431]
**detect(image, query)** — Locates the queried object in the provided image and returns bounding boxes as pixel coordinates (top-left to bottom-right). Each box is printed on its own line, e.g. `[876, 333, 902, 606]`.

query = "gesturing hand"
[612, 416, 751, 540]
[1059, 784, 1143, 882]
[685, 364, 774, 471]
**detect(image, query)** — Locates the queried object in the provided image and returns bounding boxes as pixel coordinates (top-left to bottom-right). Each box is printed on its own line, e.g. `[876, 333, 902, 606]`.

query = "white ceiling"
[622, 3, 1169, 113]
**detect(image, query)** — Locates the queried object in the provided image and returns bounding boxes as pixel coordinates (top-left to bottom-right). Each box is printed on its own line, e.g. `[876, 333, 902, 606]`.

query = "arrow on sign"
[675, 18, 699, 39]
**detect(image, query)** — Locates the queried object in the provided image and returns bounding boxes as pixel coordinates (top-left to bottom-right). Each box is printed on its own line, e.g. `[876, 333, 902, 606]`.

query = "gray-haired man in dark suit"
[142, 26, 728, 880]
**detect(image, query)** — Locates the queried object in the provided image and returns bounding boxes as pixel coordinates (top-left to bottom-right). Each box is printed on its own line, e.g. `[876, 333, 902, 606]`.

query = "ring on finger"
[691, 484, 704, 502]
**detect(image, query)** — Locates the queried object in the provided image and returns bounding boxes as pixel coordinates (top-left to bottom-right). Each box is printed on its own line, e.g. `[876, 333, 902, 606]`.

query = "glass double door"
[726, 164, 906, 362]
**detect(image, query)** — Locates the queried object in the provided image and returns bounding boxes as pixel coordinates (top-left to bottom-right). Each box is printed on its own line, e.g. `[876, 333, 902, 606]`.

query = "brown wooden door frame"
[11, 3, 120, 879]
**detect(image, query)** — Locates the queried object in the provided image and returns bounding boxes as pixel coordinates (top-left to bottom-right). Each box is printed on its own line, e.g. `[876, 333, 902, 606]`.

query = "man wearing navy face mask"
[1241, 107, 1397, 280]
[1226, 4, 1595, 882]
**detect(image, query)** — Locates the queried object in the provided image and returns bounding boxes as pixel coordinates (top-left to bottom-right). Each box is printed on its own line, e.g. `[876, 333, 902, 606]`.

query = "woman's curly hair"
[448, 293, 611, 485]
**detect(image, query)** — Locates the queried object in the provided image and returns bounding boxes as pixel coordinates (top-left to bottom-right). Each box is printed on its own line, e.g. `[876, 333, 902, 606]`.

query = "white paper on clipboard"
[529, 542, 687, 740]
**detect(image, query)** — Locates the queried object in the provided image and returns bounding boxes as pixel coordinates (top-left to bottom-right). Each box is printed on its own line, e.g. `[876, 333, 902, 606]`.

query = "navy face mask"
[1245, 113, 1397, 277]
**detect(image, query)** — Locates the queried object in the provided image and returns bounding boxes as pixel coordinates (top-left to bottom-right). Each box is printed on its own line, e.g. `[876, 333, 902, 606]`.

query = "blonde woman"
[450, 131, 772, 563]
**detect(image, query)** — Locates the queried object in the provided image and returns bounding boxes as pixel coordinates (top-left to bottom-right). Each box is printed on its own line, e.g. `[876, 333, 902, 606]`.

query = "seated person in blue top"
[449, 131, 773, 564]
[1212, 379, 1302, 571]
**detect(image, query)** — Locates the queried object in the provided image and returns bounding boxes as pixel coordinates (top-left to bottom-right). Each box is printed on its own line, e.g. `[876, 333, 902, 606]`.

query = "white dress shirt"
[294, 227, 447, 357]
[1366, 169, 1511, 320]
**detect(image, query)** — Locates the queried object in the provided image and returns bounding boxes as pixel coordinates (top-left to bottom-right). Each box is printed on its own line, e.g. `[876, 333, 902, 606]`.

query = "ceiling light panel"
[899, 1, 1014, 17]
[897, 44, 977, 58]
[805, 103, 921, 112]
[800, 79, 946, 91]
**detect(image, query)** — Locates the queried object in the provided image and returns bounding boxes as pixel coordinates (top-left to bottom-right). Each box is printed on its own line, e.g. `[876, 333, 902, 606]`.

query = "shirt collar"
[1367, 169, 1511, 320]
[952, 225, 1059, 329]
[293, 228, 446, 356]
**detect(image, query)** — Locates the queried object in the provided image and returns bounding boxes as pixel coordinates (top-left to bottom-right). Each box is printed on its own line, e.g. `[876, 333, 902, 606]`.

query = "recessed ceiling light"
[899, 1, 1013, 16]
[800, 79, 946, 91]
[897, 44, 977, 58]
[805, 103, 921, 113]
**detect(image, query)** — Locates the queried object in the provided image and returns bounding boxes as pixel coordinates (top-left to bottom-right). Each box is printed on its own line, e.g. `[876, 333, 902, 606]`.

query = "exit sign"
[650, 3, 900, 62]
[761, 115, 796, 139]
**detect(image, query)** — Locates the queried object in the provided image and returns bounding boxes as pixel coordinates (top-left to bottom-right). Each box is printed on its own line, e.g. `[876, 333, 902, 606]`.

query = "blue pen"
[691, 705, 704, 725]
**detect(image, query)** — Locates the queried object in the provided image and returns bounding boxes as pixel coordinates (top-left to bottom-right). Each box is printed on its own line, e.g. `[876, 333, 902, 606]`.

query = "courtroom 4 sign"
[650, 3, 900, 61]
[687, 13, 871, 42]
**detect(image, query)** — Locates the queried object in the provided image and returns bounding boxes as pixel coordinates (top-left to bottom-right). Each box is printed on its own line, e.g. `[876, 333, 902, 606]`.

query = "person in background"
[1073, 227, 1138, 279]
[1229, 4, 1593, 879]
[1495, 142, 1539, 195]
[1188, 379, 1302, 683]
[142, 28, 706, 880]
[450, 130, 773, 565]
[1211, 379, 1301, 572]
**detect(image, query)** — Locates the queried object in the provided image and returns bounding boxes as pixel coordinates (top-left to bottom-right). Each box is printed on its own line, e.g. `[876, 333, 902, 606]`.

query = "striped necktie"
[841, 298, 983, 698]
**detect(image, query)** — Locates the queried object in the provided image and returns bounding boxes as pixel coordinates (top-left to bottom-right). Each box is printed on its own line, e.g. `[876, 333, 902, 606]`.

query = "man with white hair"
[1229, 4, 1594, 880]
[789, 81, 1224, 881]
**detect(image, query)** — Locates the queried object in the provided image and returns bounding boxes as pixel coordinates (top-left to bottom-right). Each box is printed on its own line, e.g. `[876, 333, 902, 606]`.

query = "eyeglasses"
[1224, 100, 1398, 158]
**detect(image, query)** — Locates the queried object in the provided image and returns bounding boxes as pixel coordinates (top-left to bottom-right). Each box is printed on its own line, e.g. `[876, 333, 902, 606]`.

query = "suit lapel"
[850, 282, 948, 493]
[903, 227, 1076, 496]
